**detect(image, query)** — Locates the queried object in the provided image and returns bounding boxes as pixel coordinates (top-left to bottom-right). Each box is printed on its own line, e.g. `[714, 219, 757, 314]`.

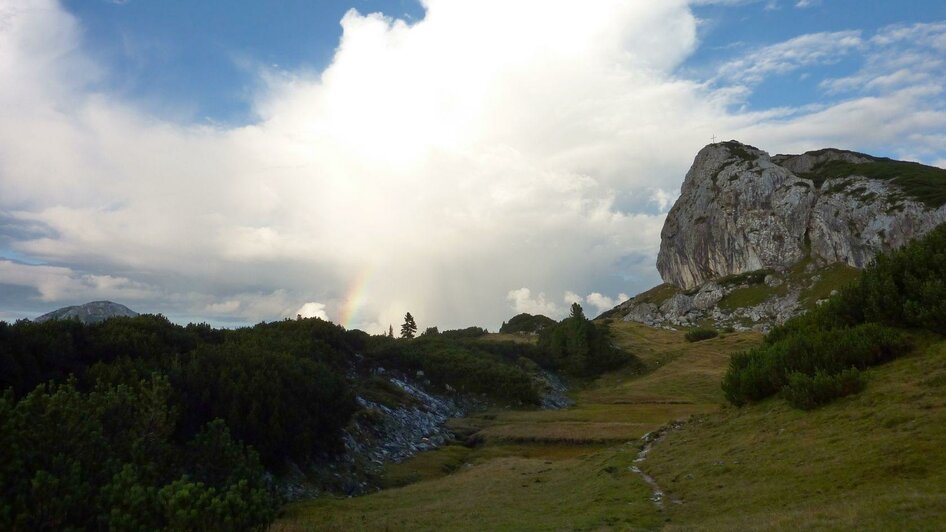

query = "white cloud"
[296, 301, 329, 320]
[206, 300, 241, 314]
[563, 291, 583, 306]
[0, 259, 157, 303]
[871, 21, 946, 49]
[716, 30, 864, 86]
[506, 289, 631, 319]
[820, 22, 946, 100]
[0, 1, 943, 331]
[650, 188, 678, 213]
[585, 292, 630, 315]
[507, 288, 561, 317]
[0, 0, 702, 330]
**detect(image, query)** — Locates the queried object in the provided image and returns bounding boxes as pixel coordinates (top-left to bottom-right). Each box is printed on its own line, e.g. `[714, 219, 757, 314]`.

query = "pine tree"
[570, 302, 586, 320]
[387, 325, 394, 338]
[400, 312, 417, 339]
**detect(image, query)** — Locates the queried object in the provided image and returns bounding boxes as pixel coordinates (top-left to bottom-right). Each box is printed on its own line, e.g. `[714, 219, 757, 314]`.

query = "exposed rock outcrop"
[305, 364, 571, 498]
[657, 141, 946, 290]
[613, 141, 946, 330]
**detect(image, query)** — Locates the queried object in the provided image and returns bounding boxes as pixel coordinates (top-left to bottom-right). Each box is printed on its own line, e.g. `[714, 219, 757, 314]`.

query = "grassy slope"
[714, 262, 860, 317]
[274, 323, 760, 531]
[273, 323, 946, 530]
[643, 338, 946, 530]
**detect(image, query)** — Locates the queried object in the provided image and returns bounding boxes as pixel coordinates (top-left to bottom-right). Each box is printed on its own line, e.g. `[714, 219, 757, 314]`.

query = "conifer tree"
[400, 312, 417, 339]
[570, 302, 586, 320]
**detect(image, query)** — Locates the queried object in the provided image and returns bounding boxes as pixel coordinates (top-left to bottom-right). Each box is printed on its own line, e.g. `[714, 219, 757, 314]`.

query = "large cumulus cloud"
[0, 0, 943, 331]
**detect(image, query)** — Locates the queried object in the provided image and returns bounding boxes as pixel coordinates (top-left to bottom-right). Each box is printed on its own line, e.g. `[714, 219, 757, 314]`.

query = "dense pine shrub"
[782, 368, 865, 410]
[0, 378, 277, 531]
[723, 319, 912, 406]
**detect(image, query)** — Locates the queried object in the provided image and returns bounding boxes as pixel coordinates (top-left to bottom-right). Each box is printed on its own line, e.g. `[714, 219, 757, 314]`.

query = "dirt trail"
[629, 423, 684, 508]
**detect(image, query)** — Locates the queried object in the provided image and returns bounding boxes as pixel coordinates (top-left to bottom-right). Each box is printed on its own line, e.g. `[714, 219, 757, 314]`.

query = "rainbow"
[338, 267, 373, 330]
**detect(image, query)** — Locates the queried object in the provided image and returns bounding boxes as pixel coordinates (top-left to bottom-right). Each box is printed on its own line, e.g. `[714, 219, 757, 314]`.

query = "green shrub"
[783, 368, 865, 410]
[537, 305, 637, 378]
[722, 324, 911, 406]
[440, 326, 488, 339]
[685, 328, 719, 342]
[499, 313, 557, 334]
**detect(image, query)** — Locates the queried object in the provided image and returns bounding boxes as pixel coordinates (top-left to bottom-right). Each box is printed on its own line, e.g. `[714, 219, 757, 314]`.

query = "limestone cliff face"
[657, 141, 946, 289]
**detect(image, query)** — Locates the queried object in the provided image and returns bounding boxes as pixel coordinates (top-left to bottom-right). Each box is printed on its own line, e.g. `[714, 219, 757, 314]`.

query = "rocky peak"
[609, 141, 946, 331]
[34, 301, 139, 324]
[657, 141, 946, 290]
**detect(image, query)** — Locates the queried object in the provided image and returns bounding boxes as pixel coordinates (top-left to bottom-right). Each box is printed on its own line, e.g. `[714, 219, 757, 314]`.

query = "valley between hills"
[275, 322, 946, 530]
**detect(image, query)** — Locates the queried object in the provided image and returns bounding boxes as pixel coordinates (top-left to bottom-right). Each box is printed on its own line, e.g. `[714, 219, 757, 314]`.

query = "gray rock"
[34, 301, 139, 324]
[692, 282, 724, 310]
[657, 142, 814, 289]
[660, 293, 693, 316]
[614, 140, 946, 331]
[808, 176, 944, 268]
[623, 302, 659, 325]
[657, 141, 946, 289]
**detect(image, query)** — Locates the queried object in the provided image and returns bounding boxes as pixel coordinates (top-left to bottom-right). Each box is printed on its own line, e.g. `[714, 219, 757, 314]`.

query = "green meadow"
[276, 320, 946, 530]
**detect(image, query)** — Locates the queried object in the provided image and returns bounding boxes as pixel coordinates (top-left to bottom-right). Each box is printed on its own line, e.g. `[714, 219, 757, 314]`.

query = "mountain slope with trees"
[0, 301, 643, 529]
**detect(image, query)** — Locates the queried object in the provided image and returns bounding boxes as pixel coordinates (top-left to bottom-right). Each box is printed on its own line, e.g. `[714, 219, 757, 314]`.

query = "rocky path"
[630, 422, 684, 508]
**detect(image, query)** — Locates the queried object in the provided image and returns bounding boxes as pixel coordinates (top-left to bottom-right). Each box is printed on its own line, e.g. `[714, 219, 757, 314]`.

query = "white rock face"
[808, 176, 944, 268]
[607, 141, 946, 331]
[657, 142, 946, 289]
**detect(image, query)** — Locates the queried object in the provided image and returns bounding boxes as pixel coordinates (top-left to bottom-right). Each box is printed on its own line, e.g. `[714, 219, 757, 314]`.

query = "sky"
[1, 0, 945, 332]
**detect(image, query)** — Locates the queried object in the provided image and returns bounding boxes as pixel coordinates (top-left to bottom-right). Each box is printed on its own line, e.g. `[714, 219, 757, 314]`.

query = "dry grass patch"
[479, 332, 538, 344]
[476, 420, 649, 445]
[274, 446, 664, 532]
[589, 322, 761, 405]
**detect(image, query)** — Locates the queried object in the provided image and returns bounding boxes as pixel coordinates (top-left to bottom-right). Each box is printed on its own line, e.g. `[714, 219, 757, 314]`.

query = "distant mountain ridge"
[34, 301, 139, 324]
[608, 140, 946, 330]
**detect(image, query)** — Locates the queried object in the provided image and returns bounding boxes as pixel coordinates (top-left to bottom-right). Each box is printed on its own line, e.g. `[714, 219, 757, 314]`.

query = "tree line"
[0, 301, 640, 529]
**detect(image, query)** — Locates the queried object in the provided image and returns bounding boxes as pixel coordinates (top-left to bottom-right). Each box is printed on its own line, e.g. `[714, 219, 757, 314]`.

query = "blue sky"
[688, 1, 946, 118]
[0, 0, 944, 329]
[64, 0, 424, 124]
[62, 0, 946, 125]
